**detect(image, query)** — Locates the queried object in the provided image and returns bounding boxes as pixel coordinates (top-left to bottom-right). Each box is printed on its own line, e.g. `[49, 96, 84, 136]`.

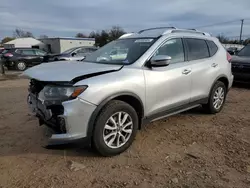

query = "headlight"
[38, 85, 87, 101]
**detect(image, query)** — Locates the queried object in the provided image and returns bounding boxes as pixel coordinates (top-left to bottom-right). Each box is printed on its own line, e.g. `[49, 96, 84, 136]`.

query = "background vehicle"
[24, 27, 233, 157]
[44, 46, 97, 62]
[231, 45, 250, 82]
[227, 47, 239, 55]
[0, 48, 5, 54]
[1, 48, 47, 71]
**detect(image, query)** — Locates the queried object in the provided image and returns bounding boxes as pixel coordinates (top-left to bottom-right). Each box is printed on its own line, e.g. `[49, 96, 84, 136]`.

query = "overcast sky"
[0, 0, 250, 39]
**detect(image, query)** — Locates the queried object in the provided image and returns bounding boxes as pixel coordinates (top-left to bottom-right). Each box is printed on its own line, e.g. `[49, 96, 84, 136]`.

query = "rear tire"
[203, 81, 227, 114]
[92, 100, 138, 157]
[15, 61, 27, 71]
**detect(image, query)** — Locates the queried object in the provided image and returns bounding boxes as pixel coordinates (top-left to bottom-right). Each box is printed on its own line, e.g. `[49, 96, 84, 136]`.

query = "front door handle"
[182, 69, 192, 75]
[211, 63, 218, 68]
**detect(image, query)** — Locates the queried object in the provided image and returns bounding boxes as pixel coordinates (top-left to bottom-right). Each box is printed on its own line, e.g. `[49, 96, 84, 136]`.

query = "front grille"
[29, 79, 46, 95]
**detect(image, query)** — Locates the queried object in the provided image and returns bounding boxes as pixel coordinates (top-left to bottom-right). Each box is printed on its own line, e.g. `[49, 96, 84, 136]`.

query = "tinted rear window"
[206, 40, 218, 56]
[16, 49, 35, 55]
[186, 38, 209, 61]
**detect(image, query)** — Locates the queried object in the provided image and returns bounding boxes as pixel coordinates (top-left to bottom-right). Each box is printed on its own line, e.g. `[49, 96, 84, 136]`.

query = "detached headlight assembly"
[39, 85, 88, 101]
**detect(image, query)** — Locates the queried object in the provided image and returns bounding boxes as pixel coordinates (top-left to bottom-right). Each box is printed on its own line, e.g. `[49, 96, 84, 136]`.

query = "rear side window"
[2, 49, 9, 54]
[185, 38, 209, 61]
[206, 40, 218, 56]
[18, 49, 36, 55]
[35, 49, 46, 55]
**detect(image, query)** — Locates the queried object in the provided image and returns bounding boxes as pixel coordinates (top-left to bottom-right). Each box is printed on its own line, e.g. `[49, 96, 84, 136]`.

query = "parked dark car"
[44, 46, 97, 62]
[231, 45, 250, 83]
[1, 48, 47, 71]
[227, 47, 239, 55]
[0, 48, 5, 54]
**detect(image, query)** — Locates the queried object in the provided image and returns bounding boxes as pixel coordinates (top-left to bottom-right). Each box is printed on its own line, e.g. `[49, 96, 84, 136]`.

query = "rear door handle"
[211, 63, 218, 68]
[182, 69, 192, 75]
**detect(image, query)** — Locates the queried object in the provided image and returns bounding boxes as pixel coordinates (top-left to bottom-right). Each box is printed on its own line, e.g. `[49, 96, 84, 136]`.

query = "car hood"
[22, 61, 123, 82]
[232, 55, 250, 63]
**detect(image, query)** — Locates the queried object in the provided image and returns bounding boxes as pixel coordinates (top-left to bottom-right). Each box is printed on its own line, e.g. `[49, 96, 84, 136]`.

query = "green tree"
[1, 37, 15, 44]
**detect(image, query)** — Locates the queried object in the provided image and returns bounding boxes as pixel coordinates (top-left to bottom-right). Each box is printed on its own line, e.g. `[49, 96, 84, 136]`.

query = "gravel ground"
[0, 78, 249, 188]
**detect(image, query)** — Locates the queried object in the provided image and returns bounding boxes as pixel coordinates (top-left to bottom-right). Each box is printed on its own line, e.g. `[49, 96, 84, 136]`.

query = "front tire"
[15, 61, 27, 71]
[203, 81, 227, 114]
[92, 100, 138, 157]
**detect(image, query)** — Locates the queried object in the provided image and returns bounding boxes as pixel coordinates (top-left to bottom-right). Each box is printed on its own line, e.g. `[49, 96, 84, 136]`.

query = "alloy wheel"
[213, 87, 225, 110]
[103, 111, 133, 149]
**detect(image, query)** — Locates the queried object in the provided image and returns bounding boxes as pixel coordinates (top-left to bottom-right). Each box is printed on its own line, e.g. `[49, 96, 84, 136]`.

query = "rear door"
[184, 38, 219, 102]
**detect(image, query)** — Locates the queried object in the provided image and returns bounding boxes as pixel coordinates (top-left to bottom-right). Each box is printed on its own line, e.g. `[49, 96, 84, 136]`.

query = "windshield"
[62, 47, 79, 54]
[237, 45, 250, 56]
[83, 38, 156, 65]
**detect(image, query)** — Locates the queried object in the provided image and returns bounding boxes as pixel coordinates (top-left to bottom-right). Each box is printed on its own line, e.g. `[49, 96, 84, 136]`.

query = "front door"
[34, 49, 46, 63]
[144, 38, 192, 117]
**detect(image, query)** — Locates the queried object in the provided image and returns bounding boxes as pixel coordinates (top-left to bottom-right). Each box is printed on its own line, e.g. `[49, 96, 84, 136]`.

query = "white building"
[40, 37, 95, 53]
[3, 37, 46, 51]
[222, 43, 244, 50]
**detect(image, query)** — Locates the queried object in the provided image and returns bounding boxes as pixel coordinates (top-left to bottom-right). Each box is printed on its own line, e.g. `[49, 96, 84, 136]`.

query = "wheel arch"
[87, 92, 144, 139]
[209, 75, 229, 96]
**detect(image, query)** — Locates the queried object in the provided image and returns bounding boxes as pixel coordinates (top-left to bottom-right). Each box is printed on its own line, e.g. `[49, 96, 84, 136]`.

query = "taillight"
[227, 52, 232, 63]
[4, 53, 13, 57]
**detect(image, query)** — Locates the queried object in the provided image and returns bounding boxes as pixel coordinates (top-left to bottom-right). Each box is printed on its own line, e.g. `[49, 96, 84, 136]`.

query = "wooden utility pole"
[240, 19, 244, 43]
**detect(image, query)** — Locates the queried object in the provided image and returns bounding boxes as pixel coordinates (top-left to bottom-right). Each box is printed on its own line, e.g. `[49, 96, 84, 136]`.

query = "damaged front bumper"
[28, 93, 97, 146]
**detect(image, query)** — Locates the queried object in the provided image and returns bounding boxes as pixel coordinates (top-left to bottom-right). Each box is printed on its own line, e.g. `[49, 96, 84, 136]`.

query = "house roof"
[5, 37, 44, 45]
[40, 37, 95, 41]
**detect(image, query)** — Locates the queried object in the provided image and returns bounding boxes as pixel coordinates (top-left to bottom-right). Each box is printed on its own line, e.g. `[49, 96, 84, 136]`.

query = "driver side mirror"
[72, 52, 76, 57]
[150, 55, 171, 67]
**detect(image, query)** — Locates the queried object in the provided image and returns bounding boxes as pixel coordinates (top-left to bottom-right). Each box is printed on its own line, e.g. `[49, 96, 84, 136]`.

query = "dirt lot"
[0, 78, 249, 188]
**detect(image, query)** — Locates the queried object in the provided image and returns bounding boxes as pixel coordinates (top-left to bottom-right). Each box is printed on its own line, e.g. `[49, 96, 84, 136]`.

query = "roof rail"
[170, 29, 211, 36]
[138, 27, 177, 34]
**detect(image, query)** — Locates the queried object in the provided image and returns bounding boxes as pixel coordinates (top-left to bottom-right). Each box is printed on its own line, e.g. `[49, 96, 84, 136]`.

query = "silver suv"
[24, 27, 234, 156]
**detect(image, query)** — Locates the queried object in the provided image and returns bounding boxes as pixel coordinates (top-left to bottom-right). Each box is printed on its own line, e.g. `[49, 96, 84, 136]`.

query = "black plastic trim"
[142, 98, 208, 125]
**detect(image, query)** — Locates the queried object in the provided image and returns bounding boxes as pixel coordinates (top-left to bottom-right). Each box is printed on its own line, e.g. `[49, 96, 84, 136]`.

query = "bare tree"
[216, 34, 229, 43]
[76, 33, 87, 38]
[108, 26, 126, 41]
[39, 35, 48, 39]
[13, 28, 34, 38]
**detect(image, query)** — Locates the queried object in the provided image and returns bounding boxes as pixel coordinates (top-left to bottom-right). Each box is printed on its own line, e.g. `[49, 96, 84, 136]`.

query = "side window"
[75, 48, 87, 56]
[89, 48, 97, 52]
[35, 50, 46, 56]
[15, 49, 22, 54]
[21, 49, 36, 55]
[154, 38, 184, 64]
[206, 40, 218, 56]
[185, 38, 209, 61]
